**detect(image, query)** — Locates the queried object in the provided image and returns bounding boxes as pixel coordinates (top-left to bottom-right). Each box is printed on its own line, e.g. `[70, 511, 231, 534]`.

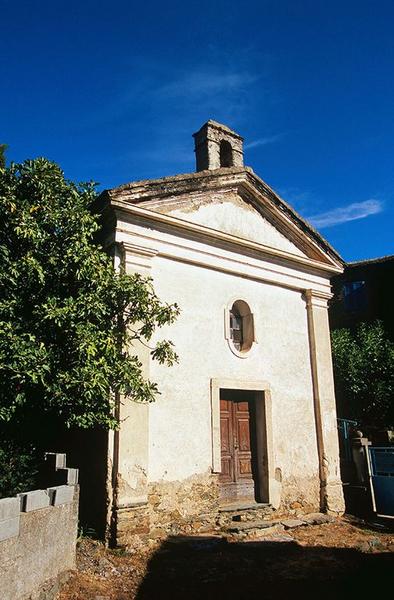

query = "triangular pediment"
[146, 190, 308, 258]
[104, 167, 343, 270]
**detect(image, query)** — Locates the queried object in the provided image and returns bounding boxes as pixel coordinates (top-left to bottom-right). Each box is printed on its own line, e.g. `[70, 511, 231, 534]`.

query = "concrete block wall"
[0, 453, 79, 600]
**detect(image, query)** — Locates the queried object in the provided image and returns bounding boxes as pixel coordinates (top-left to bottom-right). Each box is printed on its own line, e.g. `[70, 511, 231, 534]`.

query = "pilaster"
[111, 243, 158, 514]
[304, 289, 345, 514]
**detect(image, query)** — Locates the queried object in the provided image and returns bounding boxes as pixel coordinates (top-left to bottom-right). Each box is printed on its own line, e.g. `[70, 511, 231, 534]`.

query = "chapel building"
[97, 120, 345, 547]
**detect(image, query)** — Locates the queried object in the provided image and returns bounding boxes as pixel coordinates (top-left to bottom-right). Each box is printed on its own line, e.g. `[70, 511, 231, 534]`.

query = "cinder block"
[45, 452, 67, 469]
[16, 493, 25, 511]
[64, 468, 79, 485]
[53, 468, 78, 485]
[47, 485, 75, 506]
[0, 516, 20, 541]
[19, 489, 50, 512]
[0, 497, 20, 521]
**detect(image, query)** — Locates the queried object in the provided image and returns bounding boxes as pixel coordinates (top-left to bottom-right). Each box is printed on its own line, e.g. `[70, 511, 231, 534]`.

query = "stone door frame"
[210, 378, 276, 504]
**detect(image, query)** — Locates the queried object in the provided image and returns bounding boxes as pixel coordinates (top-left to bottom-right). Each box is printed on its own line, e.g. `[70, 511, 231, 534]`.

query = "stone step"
[223, 512, 336, 536]
[242, 532, 295, 544]
[218, 502, 271, 513]
[225, 519, 282, 533]
[216, 503, 274, 528]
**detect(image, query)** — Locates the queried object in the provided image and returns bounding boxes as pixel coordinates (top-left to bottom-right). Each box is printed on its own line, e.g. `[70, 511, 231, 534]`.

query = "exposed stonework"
[193, 120, 244, 171]
[324, 480, 348, 515]
[147, 473, 219, 531]
[114, 484, 339, 551]
[278, 474, 321, 516]
[115, 504, 151, 551]
[113, 471, 330, 551]
[216, 503, 274, 528]
[223, 512, 336, 542]
[114, 473, 219, 551]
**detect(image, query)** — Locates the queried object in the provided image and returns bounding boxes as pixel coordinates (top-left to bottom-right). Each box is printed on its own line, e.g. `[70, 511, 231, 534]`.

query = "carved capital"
[120, 242, 158, 272]
[303, 289, 332, 309]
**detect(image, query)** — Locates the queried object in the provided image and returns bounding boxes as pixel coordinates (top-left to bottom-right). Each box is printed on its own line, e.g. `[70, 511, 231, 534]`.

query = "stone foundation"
[116, 503, 151, 550]
[277, 474, 321, 516]
[114, 472, 219, 550]
[112, 470, 336, 550]
[148, 473, 219, 529]
[324, 480, 346, 515]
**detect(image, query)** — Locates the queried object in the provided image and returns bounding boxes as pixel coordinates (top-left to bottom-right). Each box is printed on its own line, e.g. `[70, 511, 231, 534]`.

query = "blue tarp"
[369, 447, 394, 518]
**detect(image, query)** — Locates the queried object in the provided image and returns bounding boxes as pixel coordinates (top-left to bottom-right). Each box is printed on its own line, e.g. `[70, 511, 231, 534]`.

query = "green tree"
[0, 144, 7, 168]
[0, 158, 179, 431]
[331, 321, 394, 428]
[0, 440, 39, 497]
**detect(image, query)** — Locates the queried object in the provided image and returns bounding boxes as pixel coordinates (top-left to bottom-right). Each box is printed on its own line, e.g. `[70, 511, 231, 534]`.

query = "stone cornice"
[107, 166, 247, 200]
[112, 200, 343, 276]
[101, 166, 343, 269]
[116, 226, 334, 295]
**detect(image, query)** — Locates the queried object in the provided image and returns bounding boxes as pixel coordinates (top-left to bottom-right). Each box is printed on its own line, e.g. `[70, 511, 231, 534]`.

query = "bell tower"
[193, 120, 244, 172]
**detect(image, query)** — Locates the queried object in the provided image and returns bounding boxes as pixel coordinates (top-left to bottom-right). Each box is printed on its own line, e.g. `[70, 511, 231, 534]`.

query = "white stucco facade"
[101, 121, 345, 545]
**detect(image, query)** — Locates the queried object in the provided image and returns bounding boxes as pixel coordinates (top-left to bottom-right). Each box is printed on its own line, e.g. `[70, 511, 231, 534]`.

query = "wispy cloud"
[157, 70, 259, 99]
[245, 133, 285, 150]
[83, 51, 272, 179]
[119, 62, 268, 176]
[307, 199, 383, 229]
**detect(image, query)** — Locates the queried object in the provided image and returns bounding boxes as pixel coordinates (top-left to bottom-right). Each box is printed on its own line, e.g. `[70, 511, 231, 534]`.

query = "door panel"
[237, 419, 251, 452]
[219, 392, 256, 501]
[220, 399, 233, 483]
[220, 414, 231, 453]
[239, 459, 252, 475]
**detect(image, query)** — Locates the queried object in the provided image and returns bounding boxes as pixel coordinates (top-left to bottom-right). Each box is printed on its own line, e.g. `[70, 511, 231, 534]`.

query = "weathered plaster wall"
[109, 189, 344, 544]
[137, 190, 307, 257]
[148, 256, 319, 507]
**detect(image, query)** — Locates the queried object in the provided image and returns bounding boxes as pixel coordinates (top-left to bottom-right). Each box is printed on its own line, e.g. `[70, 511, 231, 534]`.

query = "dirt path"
[58, 517, 394, 600]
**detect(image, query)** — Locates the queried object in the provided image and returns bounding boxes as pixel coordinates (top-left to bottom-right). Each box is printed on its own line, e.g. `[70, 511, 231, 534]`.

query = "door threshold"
[218, 500, 271, 512]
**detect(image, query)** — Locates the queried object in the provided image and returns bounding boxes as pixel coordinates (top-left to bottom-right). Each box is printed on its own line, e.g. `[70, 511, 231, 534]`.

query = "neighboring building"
[329, 255, 394, 339]
[97, 120, 345, 548]
[330, 257, 394, 514]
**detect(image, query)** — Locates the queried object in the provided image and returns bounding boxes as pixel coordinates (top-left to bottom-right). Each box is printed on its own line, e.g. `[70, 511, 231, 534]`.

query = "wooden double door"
[219, 390, 258, 502]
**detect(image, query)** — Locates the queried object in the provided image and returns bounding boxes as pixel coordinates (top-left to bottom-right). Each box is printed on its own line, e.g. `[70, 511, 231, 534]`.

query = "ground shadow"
[135, 534, 393, 600]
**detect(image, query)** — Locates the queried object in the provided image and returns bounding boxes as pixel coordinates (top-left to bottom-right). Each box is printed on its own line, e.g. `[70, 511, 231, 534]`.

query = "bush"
[331, 320, 394, 428]
[0, 439, 40, 498]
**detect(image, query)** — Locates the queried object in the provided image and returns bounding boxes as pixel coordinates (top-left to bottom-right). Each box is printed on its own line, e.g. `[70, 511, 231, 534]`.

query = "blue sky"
[1, 0, 393, 261]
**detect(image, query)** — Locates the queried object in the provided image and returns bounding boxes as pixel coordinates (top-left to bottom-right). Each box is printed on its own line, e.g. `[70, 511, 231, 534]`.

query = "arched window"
[219, 140, 233, 167]
[226, 300, 255, 356]
[229, 304, 243, 351]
